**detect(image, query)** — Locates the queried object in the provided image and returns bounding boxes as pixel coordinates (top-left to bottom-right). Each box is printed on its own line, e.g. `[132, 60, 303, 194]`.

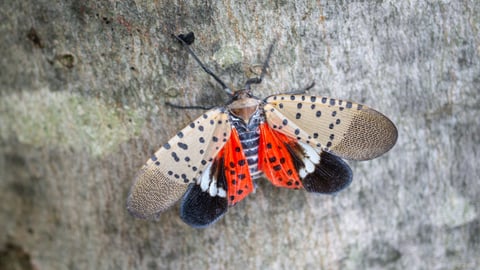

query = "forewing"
[127, 108, 231, 219]
[264, 95, 398, 160]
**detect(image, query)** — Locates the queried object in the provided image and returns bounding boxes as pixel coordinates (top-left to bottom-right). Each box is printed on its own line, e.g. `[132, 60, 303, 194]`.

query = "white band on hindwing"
[297, 141, 321, 178]
[198, 162, 227, 198]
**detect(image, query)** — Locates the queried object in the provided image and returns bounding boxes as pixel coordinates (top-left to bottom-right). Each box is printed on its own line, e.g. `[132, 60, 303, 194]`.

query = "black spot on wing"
[171, 152, 180, 162]
[178, 142, 188, 150]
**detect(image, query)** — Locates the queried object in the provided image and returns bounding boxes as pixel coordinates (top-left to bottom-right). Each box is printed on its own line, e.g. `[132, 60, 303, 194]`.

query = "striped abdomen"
[229, 109, 264, 180]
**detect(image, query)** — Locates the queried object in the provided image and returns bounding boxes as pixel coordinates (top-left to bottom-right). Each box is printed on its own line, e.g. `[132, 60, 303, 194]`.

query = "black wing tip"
[180, 212, 225, 229]
[180, 184, 228, 228]
[302, 151, 353, 194]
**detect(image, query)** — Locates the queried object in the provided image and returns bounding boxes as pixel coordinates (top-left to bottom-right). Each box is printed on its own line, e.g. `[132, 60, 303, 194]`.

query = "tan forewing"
[127, 108, 232, 219]
[264, 95, 397, 161]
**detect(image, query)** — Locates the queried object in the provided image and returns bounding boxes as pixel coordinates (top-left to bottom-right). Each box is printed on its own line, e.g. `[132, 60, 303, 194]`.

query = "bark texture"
[1, 1, 479, 269]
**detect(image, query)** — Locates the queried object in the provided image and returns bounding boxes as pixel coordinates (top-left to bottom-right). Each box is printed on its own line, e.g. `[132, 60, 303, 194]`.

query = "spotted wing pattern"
[127, 108, 231, 219]
[221, 128, 255, 205]
[179, 128, 254, 227]
[264, 95, 398, 160]
[257, 123, 303, 189]
[257, 122, 352, 194]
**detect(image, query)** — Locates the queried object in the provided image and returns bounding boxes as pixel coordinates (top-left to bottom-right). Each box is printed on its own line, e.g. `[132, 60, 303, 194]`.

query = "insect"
[127, 33, 398, 228]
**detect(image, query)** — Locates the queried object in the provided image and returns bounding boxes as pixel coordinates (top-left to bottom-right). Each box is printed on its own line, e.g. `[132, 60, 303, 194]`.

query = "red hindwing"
[258, 123, 303, 189]
[220, 128, 254, 205]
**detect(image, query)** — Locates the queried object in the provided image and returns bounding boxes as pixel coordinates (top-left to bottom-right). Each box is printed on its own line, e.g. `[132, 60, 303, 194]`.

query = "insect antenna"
[177, 32, 195, 45]
[244, 41, 276, 91]
[282, 81, 316, 95]
[174, 33, 233, 96]
[165, 102, 215, 110]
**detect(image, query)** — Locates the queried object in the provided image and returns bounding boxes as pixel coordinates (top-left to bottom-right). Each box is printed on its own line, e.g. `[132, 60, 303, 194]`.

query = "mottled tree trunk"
[1, 1, 479, 269]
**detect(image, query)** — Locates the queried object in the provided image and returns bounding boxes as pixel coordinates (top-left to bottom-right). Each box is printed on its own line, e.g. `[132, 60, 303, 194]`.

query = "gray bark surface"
[1, 1, 479, 269]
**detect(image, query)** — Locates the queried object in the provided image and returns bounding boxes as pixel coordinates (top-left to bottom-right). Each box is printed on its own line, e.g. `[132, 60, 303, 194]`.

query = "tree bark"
[1, 1, 479, 269]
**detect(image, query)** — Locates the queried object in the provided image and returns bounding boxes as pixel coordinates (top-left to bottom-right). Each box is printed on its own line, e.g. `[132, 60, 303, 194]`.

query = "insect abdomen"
[229, 110, 264, 180]
[238, 130, 261, 179]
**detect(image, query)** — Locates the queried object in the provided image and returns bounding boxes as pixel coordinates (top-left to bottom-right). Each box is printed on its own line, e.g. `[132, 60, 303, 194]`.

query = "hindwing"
[257, 123, 303, 189]
[180, 128, 255, 227]
[257, 122, 352, 194]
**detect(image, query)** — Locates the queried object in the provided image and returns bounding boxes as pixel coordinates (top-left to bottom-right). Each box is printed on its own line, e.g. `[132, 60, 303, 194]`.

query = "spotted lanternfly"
[127, 34, 398, 228]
